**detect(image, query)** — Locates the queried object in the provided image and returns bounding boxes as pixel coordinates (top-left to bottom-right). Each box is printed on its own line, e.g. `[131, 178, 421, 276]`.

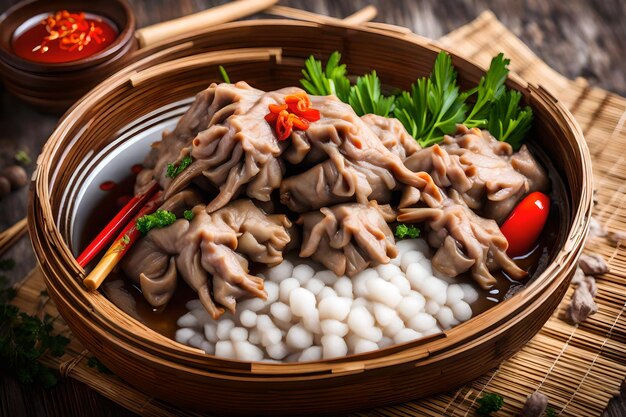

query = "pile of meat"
[122, 81, 548, 318]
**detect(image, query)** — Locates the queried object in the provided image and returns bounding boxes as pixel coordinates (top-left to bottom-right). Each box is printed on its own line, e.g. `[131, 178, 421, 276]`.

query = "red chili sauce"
[12, 10, 118, 64]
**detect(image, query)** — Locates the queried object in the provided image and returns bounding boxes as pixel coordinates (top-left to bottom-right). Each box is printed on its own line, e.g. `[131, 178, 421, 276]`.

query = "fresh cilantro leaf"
[349, 71, 395, 117]
[14, 150, 31, 165]
[487, 90, 533, 150]
[166, 155, 192, 178]
[476, 392, 504, 416]
[136, 210, 176, 234]
[219, 65, 231, 83]
[394, 224, 420, 239]
[183, 210, 194, 221]
[463, 53, 509, 128]
[300, 52, 350, 102]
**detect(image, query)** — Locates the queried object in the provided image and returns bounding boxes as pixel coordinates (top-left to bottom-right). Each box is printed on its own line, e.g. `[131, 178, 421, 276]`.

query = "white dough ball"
[354, 339, 379, 354]
[230, 327, 248, 342]
[302, 310, 322, 334]
[373, 303, 398, 327]
[256, 315, 275, 331]
[401, 250, 426, 271]
[234, 341, 264, 362]
[424, 299, 441, 315]
[177, 312, 199, 328]
[215, 341, 236, 359]
[451, 300, 473, 322]
[313, 270, 338, 285]
[460, 283, 479, 304]
[191, 308, 212, 325]
[279, 278, 300, 303]
[390, 275, 412, 295]
[266, 342, 289, 360]
[393, 328, 423, 344]
[365, 278, 402, 308]
[396, 238, 429, 256]
[292, 264, 316, 284]
[407, 312, 437, 333]
[320, 319, 349, 337]
[389, 254, 402, 267]
[318, 297, 351, 321]
[376, 264, 402, 280]
[397, 295, 425, 320]
[378, 337, 393, 348]
[321, 335, 348, 359]
[421, 276, 448, 305]
[284, 352, 301, 363]
[203, 323, 218, 343]
[216, 319, 235, 340]
[187, 333, 205, 349]
[265, 281, 279, 304]
[406, 263, 430, 291]
[248, 329, 261, 345]
[268, 260, 293, 283]
[185, 299, 203, 311]
[348, 307, 382, 342]
[239, 310, 257, 328]
[289, 288, 317, 317]
[237, 297, 266, 313]
[446, 284, 465, 305]
[286, 324, 314, 350]
[261, 327, 283, 347]
[317, 286, 337, 302]
[298, 346, 322, 362]
[382, 316, 405, 338]
[305, 278, 325, 296]
[333, 276, 353, 298]
[270, 302, 292, 323]
[352, 269, 378, 298]
[200, 341, 215, 355]
[435, 306, 459, 329]
[423, 326, 442, 336]
[352, 297, 368, 309]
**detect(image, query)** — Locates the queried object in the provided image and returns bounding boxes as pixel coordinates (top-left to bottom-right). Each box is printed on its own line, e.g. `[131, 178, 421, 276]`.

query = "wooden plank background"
[0, 1, 624, 416]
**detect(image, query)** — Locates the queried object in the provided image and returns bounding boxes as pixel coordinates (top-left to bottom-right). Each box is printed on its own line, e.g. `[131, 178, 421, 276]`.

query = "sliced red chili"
[265, 92, 319, 141]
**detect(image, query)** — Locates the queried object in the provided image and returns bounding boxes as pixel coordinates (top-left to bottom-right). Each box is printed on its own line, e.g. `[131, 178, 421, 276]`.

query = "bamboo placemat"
[9, 11, 626, 417]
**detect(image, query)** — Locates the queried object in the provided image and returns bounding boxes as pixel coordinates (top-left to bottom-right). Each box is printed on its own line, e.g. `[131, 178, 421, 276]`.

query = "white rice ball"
[298, 346, 322, 362]
[321, 335, 348, 359]
[446, 284, 465, 305]
[292, 264, 316, 284]
[267, 260, 293, 283]
[177, 312, 199, 328]
[270, 302, 292, 323]
[266, 342, 289, 360]
[230, 327, 248, 342]
[264, 281, 279, 304]
[373, 303, 398, 327]
[261, 327, 283, 347]
[318, 296, 351, 321]
[238, 297, 266, 313]
[289, 288, 317, 317]
[389, 254, 402, 267]
[352, 269, 378, 298]
[365, 278, 402, 308]
[382, 316, 405, 338]
[406, 263, 430, 291]
[215, 341, 236, 359]
[286, 324, 314, 350]
[187, 333, 205, 348]
[216, 319, 235, 340]
[305, 278, 325, 296]
[421, 276, 448, 305]
[354, 339, 379, 354]
[333, 276, 353, 298]
[395, 238, 429, 256]
[379, 337, 394, 348]
[279, 278, 300, 304]
[203, 323, 218, 343]
[302, 310, 322, 334]
[313, 270, 338, 285]
[401, 250, 426, 271]
[407, 312, 437, 333]
[320, 319, 349, 337]
[460, 283, 479, 304]
[393, 328, 423, 344]
[239, 310, 257, 328]
[317, 286, 337, 301]
[424, 299, 441, 315]
[376, 264, 402, 280]
[256, 315, 275, 331]
[234, 341, 263, 361]
[390, 275, 412, 296]
[435, 306, 459, 329]
[397, 295, 425, 320]
[451, 300, 472, 322]
[248, 328, 261, 345]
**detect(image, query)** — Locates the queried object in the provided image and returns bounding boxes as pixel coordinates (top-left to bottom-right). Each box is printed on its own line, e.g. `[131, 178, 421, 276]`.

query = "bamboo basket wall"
[28, 20, 592, 415]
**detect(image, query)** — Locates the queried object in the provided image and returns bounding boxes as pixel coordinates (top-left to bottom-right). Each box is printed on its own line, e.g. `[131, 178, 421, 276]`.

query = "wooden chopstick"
[0, 217, 28, 258]
[266, 5, 378, 26]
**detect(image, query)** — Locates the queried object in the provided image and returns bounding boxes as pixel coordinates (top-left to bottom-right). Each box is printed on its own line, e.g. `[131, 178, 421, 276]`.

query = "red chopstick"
[76, 182, 160, 267]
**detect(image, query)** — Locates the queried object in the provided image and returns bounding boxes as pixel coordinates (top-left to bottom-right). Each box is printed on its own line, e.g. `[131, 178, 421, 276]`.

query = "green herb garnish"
[136, 210, 176, 234]
[300, 51, 350, 103]
[166, 155, 192, 179]
[545, 407, 557, 417]
[14, 150, 31, 165]
[394, 224, 420, 239]
[183, 210, 194, 221]
[348, 71, 395, 117]
[219, 65, 231, 83]
[476, 392, 504, 416]
[487, 90, 533, 150]
[462, 53, 509, 128]
[0, 275, 69, 388]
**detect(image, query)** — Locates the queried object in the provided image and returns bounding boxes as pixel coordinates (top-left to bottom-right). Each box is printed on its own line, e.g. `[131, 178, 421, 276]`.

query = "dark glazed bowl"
[0, 0, 136, 113]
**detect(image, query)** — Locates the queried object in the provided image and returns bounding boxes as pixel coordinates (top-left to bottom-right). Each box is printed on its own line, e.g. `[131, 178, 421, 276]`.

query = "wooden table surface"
[1, 1, 625, 416]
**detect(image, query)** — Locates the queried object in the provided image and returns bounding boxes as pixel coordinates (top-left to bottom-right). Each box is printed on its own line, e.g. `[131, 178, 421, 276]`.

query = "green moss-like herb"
[166, 155, 192, 179]
[476, 392, 504, 416]
[394, 224, 420, 239]
[136, 210, 176, 234]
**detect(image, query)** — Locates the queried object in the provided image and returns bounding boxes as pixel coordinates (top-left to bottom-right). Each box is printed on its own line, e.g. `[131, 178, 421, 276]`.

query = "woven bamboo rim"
[28, 19, 592, 414]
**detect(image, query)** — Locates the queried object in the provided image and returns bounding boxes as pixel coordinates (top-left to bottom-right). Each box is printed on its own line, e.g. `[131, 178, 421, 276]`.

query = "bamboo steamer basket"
[28, 20, 592, 415]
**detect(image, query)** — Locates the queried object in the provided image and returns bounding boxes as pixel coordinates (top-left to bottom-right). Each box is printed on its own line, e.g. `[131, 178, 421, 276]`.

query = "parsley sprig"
[136, 209, 176, 234]
[166, 155, 192, 179]
[394, 224, 420, 239]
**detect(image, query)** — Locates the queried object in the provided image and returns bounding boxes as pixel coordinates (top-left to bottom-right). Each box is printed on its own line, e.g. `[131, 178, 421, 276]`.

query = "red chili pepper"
[265, 92, 319, 141]
[500, 191, 550, 257]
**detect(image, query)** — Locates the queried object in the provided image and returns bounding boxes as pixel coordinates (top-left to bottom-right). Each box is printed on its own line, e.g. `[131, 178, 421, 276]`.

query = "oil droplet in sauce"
[99, 180, 116, 191]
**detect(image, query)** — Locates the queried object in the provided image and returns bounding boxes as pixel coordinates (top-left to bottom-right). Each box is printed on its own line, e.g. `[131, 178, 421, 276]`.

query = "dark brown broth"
[79, 149, 566, 337]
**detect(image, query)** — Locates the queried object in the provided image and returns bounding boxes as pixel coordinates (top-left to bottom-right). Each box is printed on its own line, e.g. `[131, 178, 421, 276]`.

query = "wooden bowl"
[28, 20, 593, 415]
